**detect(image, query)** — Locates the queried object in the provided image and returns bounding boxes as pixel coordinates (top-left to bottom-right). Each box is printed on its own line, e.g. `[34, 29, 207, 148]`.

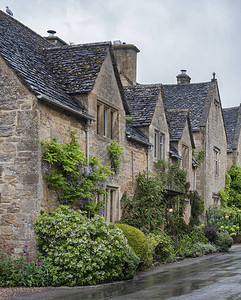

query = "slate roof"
[169, 145, 182, 160]
[126, 121, 152, 146]
[162, 82, 212, 131]
[44, 43, 109, 94]
[166, 109, 195, 148]
[0, 10, 94, 119]
[166, 109, 188, 141]
[44, 42, 130, 114]
[124, 84, 162, 127]
[223, 106, 241, 151]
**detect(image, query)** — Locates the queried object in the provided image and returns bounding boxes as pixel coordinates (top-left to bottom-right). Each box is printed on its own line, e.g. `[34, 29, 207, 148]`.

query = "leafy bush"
[107, 141, 124, 173]
[116, 224, 148, 264]
[120, 174, 165, 233]
[0, 245, 52, 287]
[206, 207, 241, 237]
[191, 242, 217, 256]
[122, 248, 140, 280]
[188, 191, 205, 226]
[173, 234, 194, 257]
[219, 164, 241, 208]
[215, 231, 233, 252]
[151, 231, 175, 262]
[204, 225, 218, 243]
[34, 206, 131, 286]
[189, 226, 208, 244]
[41, 134, 113, 216]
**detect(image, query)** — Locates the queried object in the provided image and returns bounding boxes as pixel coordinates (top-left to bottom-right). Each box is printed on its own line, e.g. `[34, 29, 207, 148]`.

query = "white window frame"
[154, 130, 165, 160]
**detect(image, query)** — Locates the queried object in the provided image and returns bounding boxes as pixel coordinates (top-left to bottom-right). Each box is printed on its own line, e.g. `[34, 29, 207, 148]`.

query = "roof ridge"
[163, 81, 211, 87]
[0, 10, 53, 48]
[44, 41, 112, 51]
[223, 106, 240, 111]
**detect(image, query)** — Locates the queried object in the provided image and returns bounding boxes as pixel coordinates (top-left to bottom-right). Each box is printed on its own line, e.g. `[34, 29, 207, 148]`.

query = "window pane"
[160, 134, 164, 160]
[154, 132, 158, 158]
[104, 108, 107, 137]
[97, 104, 100, 134]
[110, 111, 114, 139]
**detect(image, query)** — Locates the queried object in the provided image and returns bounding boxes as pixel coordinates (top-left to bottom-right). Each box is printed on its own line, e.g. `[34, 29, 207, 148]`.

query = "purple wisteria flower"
[81, 166, 92, 177]
[42, 162, 52, 174]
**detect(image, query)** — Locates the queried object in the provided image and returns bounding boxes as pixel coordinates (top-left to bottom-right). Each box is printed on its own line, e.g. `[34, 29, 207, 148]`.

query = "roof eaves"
[37, 94, 95, 121]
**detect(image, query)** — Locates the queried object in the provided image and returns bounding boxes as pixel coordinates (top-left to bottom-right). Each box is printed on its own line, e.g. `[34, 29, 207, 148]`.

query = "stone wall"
[194, 84, 227, 208]
[0, 57, 41, 254]
[38, 101, 87, 212]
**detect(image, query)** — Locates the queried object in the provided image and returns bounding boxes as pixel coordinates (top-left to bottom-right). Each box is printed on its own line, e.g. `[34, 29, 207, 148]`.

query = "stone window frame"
[214, 146, 220, 178]
[212, 192, 220, 206]
[96, 101, 118, 140]
[97, 187, 120, 222]
[182, 143, 189, 171]
[154, 129, 165, 161]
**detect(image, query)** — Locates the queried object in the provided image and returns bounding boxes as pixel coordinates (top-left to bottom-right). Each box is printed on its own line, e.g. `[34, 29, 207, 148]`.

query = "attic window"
[97, 101, 118, 139]
[214, 147, 220, 178]
[154, 130, 165, 160]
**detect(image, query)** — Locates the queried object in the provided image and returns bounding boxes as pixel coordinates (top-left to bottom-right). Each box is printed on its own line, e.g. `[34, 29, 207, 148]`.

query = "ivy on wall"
[107, 140, 124, 173]
[41, 132, 113, 217]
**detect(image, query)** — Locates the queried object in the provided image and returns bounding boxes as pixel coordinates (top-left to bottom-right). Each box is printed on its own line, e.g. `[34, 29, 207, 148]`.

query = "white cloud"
[2, 0, 241, 107]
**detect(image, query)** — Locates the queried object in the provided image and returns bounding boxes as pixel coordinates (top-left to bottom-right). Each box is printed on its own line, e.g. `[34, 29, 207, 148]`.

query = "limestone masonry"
[0, 10, 240, 252]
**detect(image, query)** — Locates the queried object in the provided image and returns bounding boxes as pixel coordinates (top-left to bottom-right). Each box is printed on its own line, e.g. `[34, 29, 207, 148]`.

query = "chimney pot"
[47, 30, 56, 36]
[176, 70, 191, 85]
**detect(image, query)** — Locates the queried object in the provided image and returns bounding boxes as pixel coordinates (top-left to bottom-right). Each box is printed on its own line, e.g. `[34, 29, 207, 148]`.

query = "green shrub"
[34, 206, 130, 286]
[204, 225, 218, 243]
[120, 174, 166, 233]
[152, 231, 175, 262]
[189, 226, 208, 244]
[116, 224, 148, 264]
[215, 231, 233, 252]
[0, 245, 52, 287]
[122, 248, 140, 280]
[191, 242, 217, 256]
[174, 234, 194, 257]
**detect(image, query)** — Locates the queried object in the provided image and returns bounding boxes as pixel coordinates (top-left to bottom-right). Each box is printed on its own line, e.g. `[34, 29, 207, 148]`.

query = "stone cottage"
[223, 105, 241, 169]
[0, 10, 239, 252]
[162, 71, 227, 208]
[0, 11, 152, 252]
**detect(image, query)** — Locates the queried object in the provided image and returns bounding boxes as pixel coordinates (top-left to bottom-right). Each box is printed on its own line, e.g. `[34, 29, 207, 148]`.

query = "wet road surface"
[9, 246, 241, 300]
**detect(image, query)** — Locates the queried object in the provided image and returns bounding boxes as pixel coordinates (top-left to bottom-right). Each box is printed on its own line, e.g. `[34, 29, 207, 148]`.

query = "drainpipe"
[147, 146, 151, 174]
[85, 120, 93, 163]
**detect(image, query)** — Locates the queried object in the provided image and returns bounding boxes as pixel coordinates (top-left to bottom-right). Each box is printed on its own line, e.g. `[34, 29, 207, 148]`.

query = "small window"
[103, 108, 107, 137]
[214, 147, 220, 178]
[159, 134, 164, 160]
[110, 111, 114, 139]
[97, 102, 118, 139]
[154, 130, 165, 160]
[97, 104, 100, 134]
[154, 132, 158, 159]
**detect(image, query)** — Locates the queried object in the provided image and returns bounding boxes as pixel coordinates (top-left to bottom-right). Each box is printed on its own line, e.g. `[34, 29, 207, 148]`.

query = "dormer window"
[154, 130, 165, 160]
[214, 147, 220, 178]
[97, 101, 118, 139]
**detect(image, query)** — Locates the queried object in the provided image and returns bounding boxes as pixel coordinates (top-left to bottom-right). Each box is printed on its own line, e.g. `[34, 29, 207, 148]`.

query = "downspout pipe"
[86, 120, 93, 163]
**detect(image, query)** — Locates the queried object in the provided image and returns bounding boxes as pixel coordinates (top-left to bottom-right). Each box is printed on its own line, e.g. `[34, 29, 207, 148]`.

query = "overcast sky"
[2, 0, 241, 108]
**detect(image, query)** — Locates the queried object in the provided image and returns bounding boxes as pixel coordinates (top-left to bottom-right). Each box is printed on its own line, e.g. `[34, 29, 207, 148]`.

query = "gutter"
[37, 94, 95, 121]
[126, 134, 152, 147]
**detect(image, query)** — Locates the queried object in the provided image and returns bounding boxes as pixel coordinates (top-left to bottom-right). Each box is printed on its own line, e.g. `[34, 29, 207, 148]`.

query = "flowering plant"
[41, 132, 113, 216]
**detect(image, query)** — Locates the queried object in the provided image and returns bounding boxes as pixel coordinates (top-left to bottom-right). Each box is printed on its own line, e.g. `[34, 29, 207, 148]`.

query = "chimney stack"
[176, 70, 191, 85]
[45, 30, 68, 47]
[113, 41, 140, 87]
